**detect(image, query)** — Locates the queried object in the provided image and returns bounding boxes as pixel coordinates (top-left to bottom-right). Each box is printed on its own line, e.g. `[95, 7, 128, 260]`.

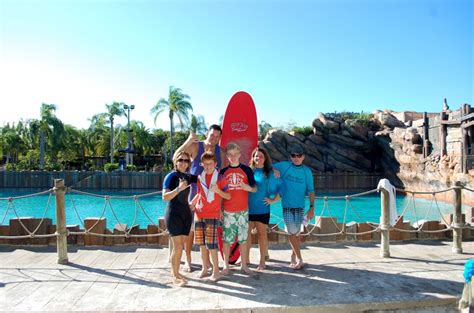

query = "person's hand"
[186, 132, 199, 145]
[306, 207, 314, 220]
[178, 179, 188, 191]
[263, 197, 277, 205]
[189, 201, 195, 211]
[273, 168, 281, 178]
[209, 184, 219, 193]
[239, 182, 252, 192]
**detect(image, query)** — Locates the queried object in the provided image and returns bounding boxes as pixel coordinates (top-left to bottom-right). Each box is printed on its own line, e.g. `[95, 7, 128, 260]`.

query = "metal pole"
[126, 107, 131, 166]
[54, 179, 69, 264]
[453, 181, 463, 254]
[380, 188, 390, 258]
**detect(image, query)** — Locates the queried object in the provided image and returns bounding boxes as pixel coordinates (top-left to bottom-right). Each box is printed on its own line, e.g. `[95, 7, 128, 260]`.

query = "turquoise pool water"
[0, 189, 459, 229]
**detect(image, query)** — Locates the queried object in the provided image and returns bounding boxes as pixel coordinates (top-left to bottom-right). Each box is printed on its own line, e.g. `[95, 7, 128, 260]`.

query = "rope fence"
[0, 179, 473, 263]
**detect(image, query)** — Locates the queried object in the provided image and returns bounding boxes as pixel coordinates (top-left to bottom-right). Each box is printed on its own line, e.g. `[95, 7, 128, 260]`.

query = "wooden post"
[54, 179, 69, 264]
[380, 188, 390, 258]
[423, 112, 429, 158]
[462, 104, 469, 173]
[440, 111, 447, 157]
[453, 181, 463, 254]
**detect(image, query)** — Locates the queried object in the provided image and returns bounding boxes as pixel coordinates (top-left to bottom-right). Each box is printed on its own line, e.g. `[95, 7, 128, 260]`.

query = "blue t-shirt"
[248, 168, 280, 215]
[273, 161, 314, 209]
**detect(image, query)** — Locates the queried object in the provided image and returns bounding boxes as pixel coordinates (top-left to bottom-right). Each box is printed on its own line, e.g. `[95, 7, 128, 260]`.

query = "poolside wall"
[1, 215, 473, 246]
[0, 171, 382, 192]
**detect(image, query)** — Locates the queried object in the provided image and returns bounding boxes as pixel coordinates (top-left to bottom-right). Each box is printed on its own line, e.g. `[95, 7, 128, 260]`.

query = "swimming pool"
[0, 189, 459, 229]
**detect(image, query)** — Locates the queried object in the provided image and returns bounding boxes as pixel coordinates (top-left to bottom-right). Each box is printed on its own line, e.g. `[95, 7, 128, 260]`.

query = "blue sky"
[0, 0, 472, 131]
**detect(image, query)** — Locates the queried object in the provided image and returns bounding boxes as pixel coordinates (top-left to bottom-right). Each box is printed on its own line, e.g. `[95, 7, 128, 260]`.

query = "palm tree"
[106, 102, 125, 163]
[151, 86, 193, 159]
[87, 113, 109, 157]
[129, 121, 153, 156]
[188, 114, 207, 136]
[39, 103, 64, 170]
[91, 102, 125, 163]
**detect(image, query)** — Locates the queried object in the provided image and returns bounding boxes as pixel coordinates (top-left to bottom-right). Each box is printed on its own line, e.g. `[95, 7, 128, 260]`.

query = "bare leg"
[170, 235, 187, 285]
[256, 222, 268, 270]
[209, 249, 222, 281]
[240, 241, 252, 274]
[222, 243, 230, 275]
[198, 246, 210, 278]
[288, 234, 304, 269]
[247, 221, 256, 266]
[184, 230, 194, 272]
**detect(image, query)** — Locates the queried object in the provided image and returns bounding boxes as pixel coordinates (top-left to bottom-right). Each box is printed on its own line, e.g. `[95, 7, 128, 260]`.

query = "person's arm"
[189, 194, 198, 211]
[174, 132, 199, 159]
[306, 192, 315, 220]
[240, 165, 257, 193]
[162, 179, 188, 201]
[210, 183, 231, 200]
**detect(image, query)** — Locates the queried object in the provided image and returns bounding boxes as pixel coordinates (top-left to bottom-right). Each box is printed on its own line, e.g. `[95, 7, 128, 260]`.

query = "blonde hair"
[226, 142, 241, 153]
[172, 151, 191, 171]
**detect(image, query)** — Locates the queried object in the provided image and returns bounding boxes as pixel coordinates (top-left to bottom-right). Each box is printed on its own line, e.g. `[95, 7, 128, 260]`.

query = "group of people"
[162, 124, 315, 287]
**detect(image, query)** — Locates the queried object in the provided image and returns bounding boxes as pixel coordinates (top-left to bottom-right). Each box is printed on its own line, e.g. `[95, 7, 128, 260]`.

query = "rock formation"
[260, 108, 472, 197]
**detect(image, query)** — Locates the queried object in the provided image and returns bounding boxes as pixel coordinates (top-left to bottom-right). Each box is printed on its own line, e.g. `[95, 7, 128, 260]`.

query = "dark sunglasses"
[290, 153, 303, 158]
[177, 158, 190, 163]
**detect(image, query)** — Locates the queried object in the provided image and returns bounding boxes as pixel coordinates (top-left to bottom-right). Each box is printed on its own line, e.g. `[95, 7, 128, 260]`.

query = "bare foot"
[221, 268, 230, 276]
[183, 262, 192, 273]
[289, 253, 296, 268]
[293, 260, 305, 270]
[198, 268, 210, 278]
[172, 277, 187, 287]
[208, 273, 222, 282]
[175, 273, 188, 281]
[241, 266, 252, 275]
[257, 263, 266, 271]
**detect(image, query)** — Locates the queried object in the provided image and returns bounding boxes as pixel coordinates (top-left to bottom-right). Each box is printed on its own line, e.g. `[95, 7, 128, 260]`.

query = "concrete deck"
[0, 240, 472, 312]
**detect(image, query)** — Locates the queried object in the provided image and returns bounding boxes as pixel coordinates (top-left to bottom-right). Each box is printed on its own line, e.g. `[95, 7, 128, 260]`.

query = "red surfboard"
[218, 91, 258, 264]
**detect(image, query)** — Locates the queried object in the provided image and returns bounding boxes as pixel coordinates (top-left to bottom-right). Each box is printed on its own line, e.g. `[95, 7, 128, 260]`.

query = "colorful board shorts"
[222, 210, 249, 244]
[283, 207, 304, 235]
[194, 218, 220, 250]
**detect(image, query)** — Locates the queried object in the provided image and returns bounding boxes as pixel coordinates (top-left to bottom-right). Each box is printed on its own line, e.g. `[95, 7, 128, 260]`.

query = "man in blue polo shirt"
[273, 144, 315, 270]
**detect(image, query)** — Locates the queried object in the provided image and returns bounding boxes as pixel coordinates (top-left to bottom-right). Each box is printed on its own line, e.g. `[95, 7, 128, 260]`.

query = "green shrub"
[104, 163, 119, 172]
[291, 126, 313, 136]
[126, 164, 137, 172]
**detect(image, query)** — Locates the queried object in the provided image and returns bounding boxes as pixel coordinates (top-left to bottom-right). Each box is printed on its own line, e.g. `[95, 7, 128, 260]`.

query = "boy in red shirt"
[219, 142, 257, 275]
[191, 151, 230, 281]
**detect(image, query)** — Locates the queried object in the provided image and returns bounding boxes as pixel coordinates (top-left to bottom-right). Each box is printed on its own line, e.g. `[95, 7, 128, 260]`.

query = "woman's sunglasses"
[177, 158, 190, 163]
[290, 153, 303, 158]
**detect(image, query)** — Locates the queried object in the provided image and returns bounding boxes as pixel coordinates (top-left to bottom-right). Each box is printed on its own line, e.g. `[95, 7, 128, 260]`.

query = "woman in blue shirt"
[247, 147, 280, 270]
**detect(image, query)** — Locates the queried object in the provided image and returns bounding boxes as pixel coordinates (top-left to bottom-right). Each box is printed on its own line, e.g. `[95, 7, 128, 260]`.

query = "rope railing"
[66, 188, 168, 238]
[268, 188, 381, 237]
[2, 179, 474, 263]
[0, 189, 57, 239]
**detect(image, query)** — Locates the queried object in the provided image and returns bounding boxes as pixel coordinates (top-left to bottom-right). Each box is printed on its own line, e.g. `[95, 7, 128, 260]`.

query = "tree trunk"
[169, 112, 174, 161]
[110, 117, 114, 163]
[39, 131, 45, 170]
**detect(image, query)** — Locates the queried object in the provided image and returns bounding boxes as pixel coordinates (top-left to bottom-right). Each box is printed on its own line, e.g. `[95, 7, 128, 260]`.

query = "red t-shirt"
[194, 174, 227, 219]
[219, 164, 256, 213]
